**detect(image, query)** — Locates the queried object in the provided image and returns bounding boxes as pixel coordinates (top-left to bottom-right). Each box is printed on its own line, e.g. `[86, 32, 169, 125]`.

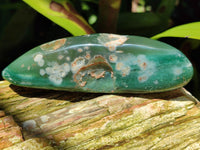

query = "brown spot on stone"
[74, 55, 113, 87]
[109, 54, 118, 63]
[40, 38, 66, 51]
[66, 56, 70, 61]
[121, 66, 130, 77]
[87, 55, 108, 65]
[140, 62, 147, 70]
[106, 44, 115, 51]
[138, 76, 142, 81]
[98, 34, 128, 51]
[79, 81, 87, 87]
[71, 57, 85, 74]
[71, 57, 84, 67]
[90, 70, 105, 79]
[116, 62, 131, 77]
[138, 76, 147, 82]
[116, 62, 123, 71]
[78, 48, 83, 53]
[85, 51, 91, 60]
[58, 55, 64, 60]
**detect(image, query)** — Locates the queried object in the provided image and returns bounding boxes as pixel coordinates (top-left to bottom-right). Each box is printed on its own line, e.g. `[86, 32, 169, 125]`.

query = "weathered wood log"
[0, 110, 23, 149]
[3, 138, 54, 150]
[0, 109, 53, 150]
[0, 80, 200, 149]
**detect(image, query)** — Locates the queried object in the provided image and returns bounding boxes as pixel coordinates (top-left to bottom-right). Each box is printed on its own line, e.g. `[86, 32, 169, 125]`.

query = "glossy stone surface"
[2, 33, 193, 93]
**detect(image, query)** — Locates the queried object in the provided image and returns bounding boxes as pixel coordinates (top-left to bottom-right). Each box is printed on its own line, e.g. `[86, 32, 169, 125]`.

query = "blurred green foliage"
[0, 0, 200, 99]
[152, 22, 200, 40]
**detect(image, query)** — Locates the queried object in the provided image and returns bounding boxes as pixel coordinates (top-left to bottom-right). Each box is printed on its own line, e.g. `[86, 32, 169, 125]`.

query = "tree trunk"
[0, 80, 200, 149]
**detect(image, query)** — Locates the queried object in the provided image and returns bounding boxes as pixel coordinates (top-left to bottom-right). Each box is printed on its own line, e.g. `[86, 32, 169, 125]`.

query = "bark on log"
[0, 80, 200, 149]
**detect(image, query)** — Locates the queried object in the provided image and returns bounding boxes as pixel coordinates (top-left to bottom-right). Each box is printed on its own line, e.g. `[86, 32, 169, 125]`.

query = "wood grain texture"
[0, 112, 23, 149]
[0, 109, 53, 150]
[0, 80, 200, 149]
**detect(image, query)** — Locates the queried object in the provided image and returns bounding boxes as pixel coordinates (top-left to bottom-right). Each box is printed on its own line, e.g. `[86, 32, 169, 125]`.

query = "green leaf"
[151, 22, 200, 40]
[23, 0, 95, 36]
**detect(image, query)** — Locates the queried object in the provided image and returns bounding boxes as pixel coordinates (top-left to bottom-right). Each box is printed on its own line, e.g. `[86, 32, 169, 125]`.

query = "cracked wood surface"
[0, 80, 200, 149]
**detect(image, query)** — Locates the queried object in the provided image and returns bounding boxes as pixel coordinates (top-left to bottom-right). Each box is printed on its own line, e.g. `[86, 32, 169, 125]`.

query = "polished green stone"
[2, 33, 193, 93]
